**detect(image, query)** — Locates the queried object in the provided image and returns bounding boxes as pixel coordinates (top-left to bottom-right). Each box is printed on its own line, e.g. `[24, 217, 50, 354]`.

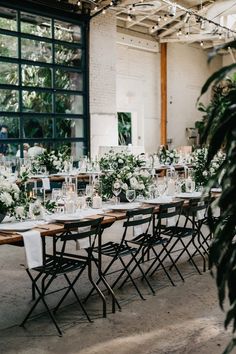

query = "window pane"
[21, 12, 52, 38]
[21, 38, 52, 63]
[0, 62, 18, 85]
[55, 93, 83, 114]
[55, 68, 83, 91]
[22, 91, 52, 113]
[0, 7, 17, 31]
[0, 89, 18, 112]
[55, 44, 82, 67]
[0, 34, 18, 58]
[23, 117, 53, 138]
[56, 118, 84, 138]
[54, 20, 81, 43]
[54, 141, 86, 161]
[0, 116, 19, 138]
[22, 65, 52, 88]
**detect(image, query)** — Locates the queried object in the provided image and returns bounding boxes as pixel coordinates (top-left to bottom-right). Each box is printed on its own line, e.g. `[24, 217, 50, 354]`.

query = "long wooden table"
[0, 212, 127, 246]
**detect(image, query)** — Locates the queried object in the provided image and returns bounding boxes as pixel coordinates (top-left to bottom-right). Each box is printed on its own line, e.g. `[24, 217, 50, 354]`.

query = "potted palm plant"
[198, 41, 236, 353]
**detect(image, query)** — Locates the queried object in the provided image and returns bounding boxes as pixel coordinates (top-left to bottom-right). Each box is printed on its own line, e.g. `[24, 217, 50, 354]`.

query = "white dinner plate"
[140, 197, 173, 204]
[0, 221, 39, 232]
[108, 203, 141, 211]
[175, 192, 202, 199]
[211, 188, 222, 193]
[53, 214, 82, 222]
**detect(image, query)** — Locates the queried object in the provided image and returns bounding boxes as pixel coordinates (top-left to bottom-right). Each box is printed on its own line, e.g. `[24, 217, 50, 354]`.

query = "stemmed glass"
[126, 189, 136, 203]
[112, 181, 121, 204]
[157, 178, 167, 197]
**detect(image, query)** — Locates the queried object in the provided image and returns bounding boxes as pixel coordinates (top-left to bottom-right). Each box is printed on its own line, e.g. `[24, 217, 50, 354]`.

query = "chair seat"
[33, 255, 86, 275]
[161, 226, 194, 238]
[129, 233, 168, 247]
[93, 241, 137, 258]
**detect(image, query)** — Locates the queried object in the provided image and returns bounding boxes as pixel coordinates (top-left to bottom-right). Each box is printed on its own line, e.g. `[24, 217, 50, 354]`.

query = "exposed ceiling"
[25, 0, 236, 51]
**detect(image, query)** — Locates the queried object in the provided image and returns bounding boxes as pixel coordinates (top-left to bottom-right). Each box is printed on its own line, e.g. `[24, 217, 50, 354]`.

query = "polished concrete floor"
[0, 220, 234, 354]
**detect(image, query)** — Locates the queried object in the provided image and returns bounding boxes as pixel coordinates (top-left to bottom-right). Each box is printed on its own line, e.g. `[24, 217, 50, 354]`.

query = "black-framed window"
[0, 2, 89, 159]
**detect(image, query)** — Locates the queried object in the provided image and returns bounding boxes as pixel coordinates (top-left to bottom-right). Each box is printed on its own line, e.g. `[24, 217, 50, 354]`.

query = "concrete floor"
[0, 220, 234, 354]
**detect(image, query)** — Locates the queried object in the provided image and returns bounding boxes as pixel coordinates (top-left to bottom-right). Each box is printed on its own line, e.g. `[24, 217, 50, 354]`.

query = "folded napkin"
[21, 230, 43, 269]
[42, 177, 51, 190]
[76, 226, 91, 250]
[197, 201, 206, 221]
[166, 207, 176, 227]
[132, 215, 150, 237]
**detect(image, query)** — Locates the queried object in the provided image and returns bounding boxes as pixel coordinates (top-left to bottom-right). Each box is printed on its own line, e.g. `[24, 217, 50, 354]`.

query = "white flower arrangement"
[0, 176, 22, 217]
[32, 146, 71, 174]
[159, 146, 179, 165]
[192, 148, 225, 188]
[99, 150, 152, 199]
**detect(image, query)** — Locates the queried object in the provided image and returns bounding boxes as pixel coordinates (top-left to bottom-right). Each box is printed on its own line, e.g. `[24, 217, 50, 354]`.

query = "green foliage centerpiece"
[99, 150, 152, 200]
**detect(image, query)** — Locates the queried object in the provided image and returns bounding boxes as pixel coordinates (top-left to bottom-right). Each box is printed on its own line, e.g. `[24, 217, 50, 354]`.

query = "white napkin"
[197, 201, 206, 221]
[133, 215, 143, 238]
[76, 226, 91, 250]
[213, 206, 221, 218]
[42, 177, 50, 190]
[166, 207, 176, 227]
[21, 230, 43, 269]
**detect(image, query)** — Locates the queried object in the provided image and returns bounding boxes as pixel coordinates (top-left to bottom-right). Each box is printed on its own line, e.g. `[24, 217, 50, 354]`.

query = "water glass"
[126, 189, 136, 203]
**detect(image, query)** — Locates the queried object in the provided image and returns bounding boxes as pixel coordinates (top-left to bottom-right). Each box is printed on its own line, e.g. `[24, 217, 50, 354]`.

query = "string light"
[177, 28, 182, 37]
[94, 5, 98, 11]
[200, 41, 204, 47]
[164, 14, 168, 21]
[102, 8, 106, 14]
[77, 0, 81, 6]
[127, 14, 132, 22]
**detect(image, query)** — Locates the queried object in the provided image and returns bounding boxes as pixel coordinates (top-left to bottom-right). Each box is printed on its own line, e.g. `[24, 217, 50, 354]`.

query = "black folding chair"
[20, 217, 103, 336]
[144, 200, 203, 280]
[181, 197, 211, 271]
[84, 207, 155, 302]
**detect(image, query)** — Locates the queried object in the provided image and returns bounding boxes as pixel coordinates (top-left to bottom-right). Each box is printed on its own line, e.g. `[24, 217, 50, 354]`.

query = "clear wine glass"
[157, 178, 167, 197]
[126, 189, 136, 203]
[112, 181, 121, 204]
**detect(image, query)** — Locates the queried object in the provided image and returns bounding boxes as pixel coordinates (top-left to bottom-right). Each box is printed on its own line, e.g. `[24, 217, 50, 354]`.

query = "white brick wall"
[90, 13, 118, 157]
[90, 13, 117, 114]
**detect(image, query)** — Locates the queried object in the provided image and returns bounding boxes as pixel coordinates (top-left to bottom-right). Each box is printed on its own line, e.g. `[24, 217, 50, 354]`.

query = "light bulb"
[94, 5, 98, 11]
[102, 8, 106, 14]
[127, 15, 132, 22]
[77, 0, 81, 6]
[200, 41, 204, 47]
[164, 14, 168, 22]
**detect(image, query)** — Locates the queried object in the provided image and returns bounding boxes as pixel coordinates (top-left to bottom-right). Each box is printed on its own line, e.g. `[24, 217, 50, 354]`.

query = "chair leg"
[53, 268, 84, 313]
[125, 252, 155, 294]
[83, 256, 117, 304]
[119, 257, 145, 300]
[21, 271, 63, 337]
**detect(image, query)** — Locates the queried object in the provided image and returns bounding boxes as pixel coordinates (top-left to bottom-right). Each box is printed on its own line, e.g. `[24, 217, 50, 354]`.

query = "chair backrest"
[153, 200, 184, 234]
[184, 197, 210, 218]
[157, 200, 184, 220]
[60, 217, 103, 242]
[120, 207, 154, 245]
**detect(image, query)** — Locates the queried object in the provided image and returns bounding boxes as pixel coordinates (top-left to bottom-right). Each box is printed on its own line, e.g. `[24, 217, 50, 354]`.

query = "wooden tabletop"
[0, 214, 121, 246]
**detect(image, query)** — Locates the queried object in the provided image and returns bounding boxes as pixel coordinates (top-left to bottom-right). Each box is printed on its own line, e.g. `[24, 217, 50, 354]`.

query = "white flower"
[0, 192, 13, 207]
[118, 159, 123, 164]
[122, 183, 128, 191]
[15, 206, 25, 219]
[203, 171, 208, 177]
[130, 177, 138, 189]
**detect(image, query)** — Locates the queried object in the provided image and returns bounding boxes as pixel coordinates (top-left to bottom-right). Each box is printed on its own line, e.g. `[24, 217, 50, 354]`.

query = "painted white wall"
[167, 43, 222, 148]
[116, 44, 160, 153]
[89, 14, 223, 156]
